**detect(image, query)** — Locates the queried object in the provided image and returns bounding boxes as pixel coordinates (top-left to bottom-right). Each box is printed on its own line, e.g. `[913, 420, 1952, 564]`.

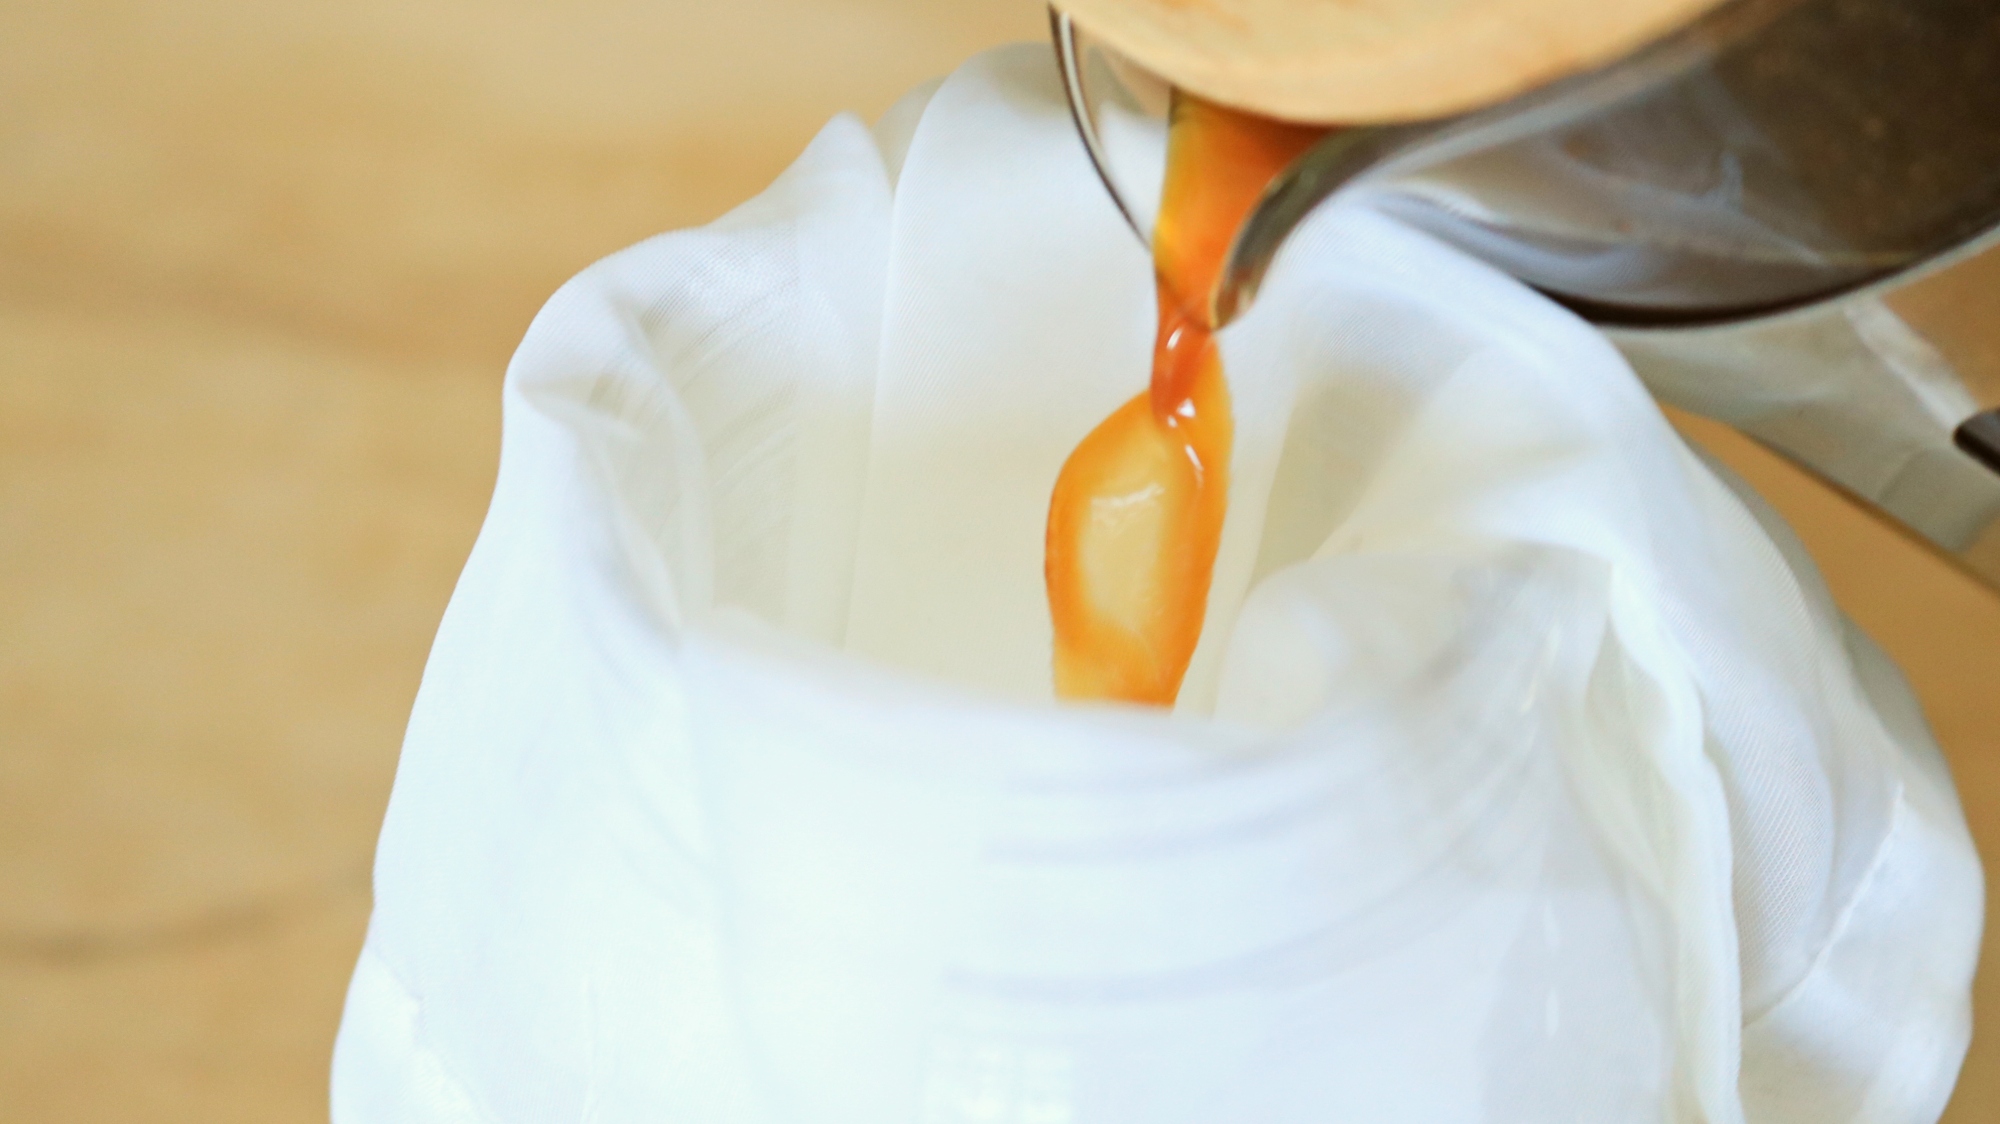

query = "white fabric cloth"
[332, 45, 1982, 1124]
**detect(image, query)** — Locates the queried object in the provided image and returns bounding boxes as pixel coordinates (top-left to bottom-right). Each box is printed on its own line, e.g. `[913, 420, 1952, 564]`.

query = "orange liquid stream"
[1046, 95, 1330, 705]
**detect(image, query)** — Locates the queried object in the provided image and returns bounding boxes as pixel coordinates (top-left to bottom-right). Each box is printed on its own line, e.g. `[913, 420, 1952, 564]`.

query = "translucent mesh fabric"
[333, 44, 1980, 1124]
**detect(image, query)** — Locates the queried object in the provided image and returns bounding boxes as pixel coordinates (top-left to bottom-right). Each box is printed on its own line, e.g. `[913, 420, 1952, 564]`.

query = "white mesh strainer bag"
[331, 45, 1982, 1124]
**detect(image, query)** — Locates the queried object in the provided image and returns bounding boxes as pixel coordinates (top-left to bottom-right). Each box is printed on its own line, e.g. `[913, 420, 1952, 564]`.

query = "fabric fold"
[334, 43, 1981, 1124]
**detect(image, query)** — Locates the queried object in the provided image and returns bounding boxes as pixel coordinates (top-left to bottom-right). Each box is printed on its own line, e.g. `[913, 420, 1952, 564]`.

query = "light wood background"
[0, 3, 1992, 1121]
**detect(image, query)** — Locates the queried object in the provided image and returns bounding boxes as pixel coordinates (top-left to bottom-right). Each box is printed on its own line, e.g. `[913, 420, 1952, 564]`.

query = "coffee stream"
[1046, 94, 1329, 705]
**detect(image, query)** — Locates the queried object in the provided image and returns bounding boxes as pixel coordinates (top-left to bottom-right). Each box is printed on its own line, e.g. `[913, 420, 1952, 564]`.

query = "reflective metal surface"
[1054, 0, 2000, 592]
[1385, 0, 2000, 325]
[1060, 0, 2000, 327]
[1613, 226, 2000, 589]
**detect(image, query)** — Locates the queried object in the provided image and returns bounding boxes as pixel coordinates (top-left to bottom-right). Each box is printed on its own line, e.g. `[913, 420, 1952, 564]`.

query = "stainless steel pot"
[1054, 0, 2000, 587]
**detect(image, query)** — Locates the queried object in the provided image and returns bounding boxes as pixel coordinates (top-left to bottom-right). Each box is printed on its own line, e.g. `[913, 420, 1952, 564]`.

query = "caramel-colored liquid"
[1046, 94, 1329, 705]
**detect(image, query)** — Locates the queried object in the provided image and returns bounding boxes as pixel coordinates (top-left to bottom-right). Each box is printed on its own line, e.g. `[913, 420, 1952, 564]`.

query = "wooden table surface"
[1, 3, 1993, 1120]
